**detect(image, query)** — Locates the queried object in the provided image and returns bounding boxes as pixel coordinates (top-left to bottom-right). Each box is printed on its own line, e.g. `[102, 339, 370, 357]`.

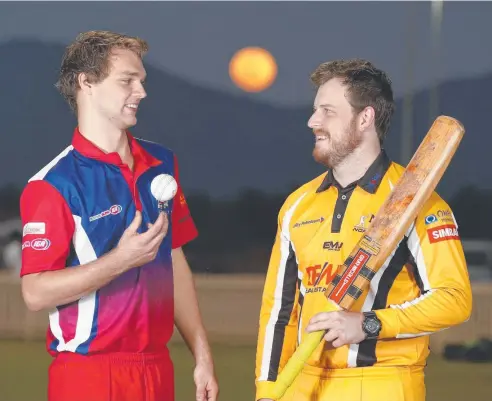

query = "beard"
[312, 117, 362, 169]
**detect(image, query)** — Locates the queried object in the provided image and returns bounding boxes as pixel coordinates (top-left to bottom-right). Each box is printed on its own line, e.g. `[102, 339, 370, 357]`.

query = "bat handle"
[270, 329, 326, 400]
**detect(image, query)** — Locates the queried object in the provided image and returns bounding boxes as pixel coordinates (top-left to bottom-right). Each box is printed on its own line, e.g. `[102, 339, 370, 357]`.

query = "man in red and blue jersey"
[19, 30, 218, 401]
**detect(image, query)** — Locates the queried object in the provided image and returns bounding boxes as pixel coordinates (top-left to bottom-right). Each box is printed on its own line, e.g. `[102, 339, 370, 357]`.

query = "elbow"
[22, 291, 44, 312]
[21, 279, 46, 312]
[451, 288, 473, 326]
[461, 292, 473, 324]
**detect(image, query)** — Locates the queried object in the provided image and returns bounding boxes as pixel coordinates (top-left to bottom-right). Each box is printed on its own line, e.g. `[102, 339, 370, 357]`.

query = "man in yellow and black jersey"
[255, 59, 472, 401]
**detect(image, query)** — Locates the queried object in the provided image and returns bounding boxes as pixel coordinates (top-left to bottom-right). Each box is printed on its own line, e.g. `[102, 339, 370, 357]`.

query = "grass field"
[0, 340, 490, 401]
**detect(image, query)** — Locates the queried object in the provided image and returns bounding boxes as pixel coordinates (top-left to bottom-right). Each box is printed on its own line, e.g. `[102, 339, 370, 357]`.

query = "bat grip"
[270, 329, 325, 400]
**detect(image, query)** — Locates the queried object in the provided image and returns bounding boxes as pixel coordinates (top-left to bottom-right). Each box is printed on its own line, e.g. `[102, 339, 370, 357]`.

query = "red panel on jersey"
[171, 155, 198, 249]
[20, 180, 75, 276]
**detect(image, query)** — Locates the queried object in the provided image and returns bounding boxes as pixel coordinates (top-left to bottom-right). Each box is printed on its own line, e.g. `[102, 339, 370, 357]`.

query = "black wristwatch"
[362, 311, 382, 340]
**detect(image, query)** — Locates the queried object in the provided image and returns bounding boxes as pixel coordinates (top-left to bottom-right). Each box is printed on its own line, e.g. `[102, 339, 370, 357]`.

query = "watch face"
[365, 319, 380, 334]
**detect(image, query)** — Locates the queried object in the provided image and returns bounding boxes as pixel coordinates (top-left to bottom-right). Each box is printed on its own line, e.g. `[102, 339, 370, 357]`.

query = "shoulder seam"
[29, 145, 74, 182]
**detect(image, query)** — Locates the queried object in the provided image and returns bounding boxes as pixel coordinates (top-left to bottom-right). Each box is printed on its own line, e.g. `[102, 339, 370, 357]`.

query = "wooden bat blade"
[327, 115, 464, 309]
[268, 115, 465, 400]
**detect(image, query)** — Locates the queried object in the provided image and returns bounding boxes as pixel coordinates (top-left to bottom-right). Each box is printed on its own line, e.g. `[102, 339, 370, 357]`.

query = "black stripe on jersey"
[409, 254, 426, 293]
[356, 237, 410, 367]
[297, 277, 305, 309]
[408, 255, 429, 354]
[296, 276, 305, 346]
[268, 242, 299, 381]
[331, 184, 357, 233]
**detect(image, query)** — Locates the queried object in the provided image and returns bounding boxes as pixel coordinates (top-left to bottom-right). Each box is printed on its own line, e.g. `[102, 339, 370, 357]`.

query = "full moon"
[229, 47, 277, 93]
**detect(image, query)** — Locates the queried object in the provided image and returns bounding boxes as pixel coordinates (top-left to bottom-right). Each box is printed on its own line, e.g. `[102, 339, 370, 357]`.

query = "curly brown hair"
[55, 30, 149, 112]
[310, 59, 395, 143]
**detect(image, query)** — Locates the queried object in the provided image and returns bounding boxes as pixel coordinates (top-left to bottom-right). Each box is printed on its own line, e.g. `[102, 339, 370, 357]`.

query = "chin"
[122, 117, 137, 129]
[313, 145, 329, 165]
[313, 149, 330, 168]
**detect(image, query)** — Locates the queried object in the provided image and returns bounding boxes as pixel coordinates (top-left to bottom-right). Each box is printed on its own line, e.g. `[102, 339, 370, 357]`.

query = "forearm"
[375, 287, 472, 339]
[22, 249, 128, 311]
[172, 248, 213, 365]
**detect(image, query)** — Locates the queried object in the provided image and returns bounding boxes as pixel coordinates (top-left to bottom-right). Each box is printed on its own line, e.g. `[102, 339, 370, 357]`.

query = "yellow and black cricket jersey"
[255, 151, 473, 399]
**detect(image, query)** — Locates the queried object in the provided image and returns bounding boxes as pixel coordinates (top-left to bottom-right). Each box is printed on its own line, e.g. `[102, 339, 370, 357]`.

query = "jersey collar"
[72, 127, 161, 168]
[316, 150, 391, 194]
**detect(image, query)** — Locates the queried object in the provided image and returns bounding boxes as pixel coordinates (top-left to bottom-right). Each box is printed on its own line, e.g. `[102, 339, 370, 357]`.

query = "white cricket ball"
[150, 174, 178, 202]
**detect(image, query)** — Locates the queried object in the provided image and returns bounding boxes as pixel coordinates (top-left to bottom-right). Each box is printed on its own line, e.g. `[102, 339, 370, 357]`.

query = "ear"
[358, 106, 375, 131]
[78, 72, 93, 95]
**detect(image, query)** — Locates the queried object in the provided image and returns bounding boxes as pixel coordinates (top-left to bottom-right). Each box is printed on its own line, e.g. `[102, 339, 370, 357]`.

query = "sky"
[0, 1, 491, 108]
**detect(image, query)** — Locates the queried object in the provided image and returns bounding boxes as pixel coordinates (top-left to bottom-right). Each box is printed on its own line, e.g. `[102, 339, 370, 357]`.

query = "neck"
[332, 139, 382, 188]
[78, 110, 132, 165]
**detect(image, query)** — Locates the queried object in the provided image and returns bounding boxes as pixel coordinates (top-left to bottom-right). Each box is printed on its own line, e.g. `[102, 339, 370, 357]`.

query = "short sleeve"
[171, 155, 198, 249]
[20, 180, 75, 277]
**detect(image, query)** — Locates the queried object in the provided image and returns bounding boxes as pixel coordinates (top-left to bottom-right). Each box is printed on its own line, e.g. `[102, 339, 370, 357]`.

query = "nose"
[136, 82, 147, 99]
[308, 110, 321, 129]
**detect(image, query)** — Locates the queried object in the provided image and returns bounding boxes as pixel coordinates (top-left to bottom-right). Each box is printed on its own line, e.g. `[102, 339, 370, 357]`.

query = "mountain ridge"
[0, 38, 488, 201]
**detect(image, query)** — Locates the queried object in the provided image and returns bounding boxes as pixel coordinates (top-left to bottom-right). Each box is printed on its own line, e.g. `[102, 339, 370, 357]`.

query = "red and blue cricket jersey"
[20, 128, 198, 357]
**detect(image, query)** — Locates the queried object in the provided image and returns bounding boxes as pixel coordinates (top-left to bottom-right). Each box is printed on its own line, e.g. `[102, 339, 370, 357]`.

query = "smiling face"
[86, 48, 147, 130]
[307, 77, 363, 169]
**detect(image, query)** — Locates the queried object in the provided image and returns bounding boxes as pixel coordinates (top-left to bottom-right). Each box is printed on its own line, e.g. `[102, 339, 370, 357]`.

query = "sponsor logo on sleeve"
[427, 224, 460, 243]
[22, 238, 51, 251]
[436, 209, 456, 224]
[425, 209, 455, 226]
[23, 222, 46, 236]
[424, 214, 438, 225]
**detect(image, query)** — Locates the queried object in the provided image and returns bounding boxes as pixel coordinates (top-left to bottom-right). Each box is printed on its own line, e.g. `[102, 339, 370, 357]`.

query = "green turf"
[0, 340, 490, 401]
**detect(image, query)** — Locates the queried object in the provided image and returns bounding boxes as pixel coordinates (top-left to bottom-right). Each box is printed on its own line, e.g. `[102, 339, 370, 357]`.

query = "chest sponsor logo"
[23, 222, 46, 236]
[323, 241, 343, 251]
[89, 205, 123, 222]
[427, 224, 460, 243]
[293, 216, 324, 229]
[353, 214, 375, 233]
[305, 262, 340, 293]
[22, 238, 51, 251]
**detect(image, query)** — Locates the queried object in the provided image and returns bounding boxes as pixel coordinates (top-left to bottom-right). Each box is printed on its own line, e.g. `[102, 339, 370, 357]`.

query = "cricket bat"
[269, 115, 465, 399]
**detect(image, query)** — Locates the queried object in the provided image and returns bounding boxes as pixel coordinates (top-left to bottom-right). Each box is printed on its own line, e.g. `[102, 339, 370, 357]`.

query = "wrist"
[194, 348, 214, 367]
[107, 247, 131, 274]
[191, 339, 214, 367]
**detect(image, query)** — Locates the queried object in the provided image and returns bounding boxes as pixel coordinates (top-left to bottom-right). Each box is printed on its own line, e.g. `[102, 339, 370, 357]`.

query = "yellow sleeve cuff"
[375, 308, 400, 339]
[256, 380, 277, 400]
